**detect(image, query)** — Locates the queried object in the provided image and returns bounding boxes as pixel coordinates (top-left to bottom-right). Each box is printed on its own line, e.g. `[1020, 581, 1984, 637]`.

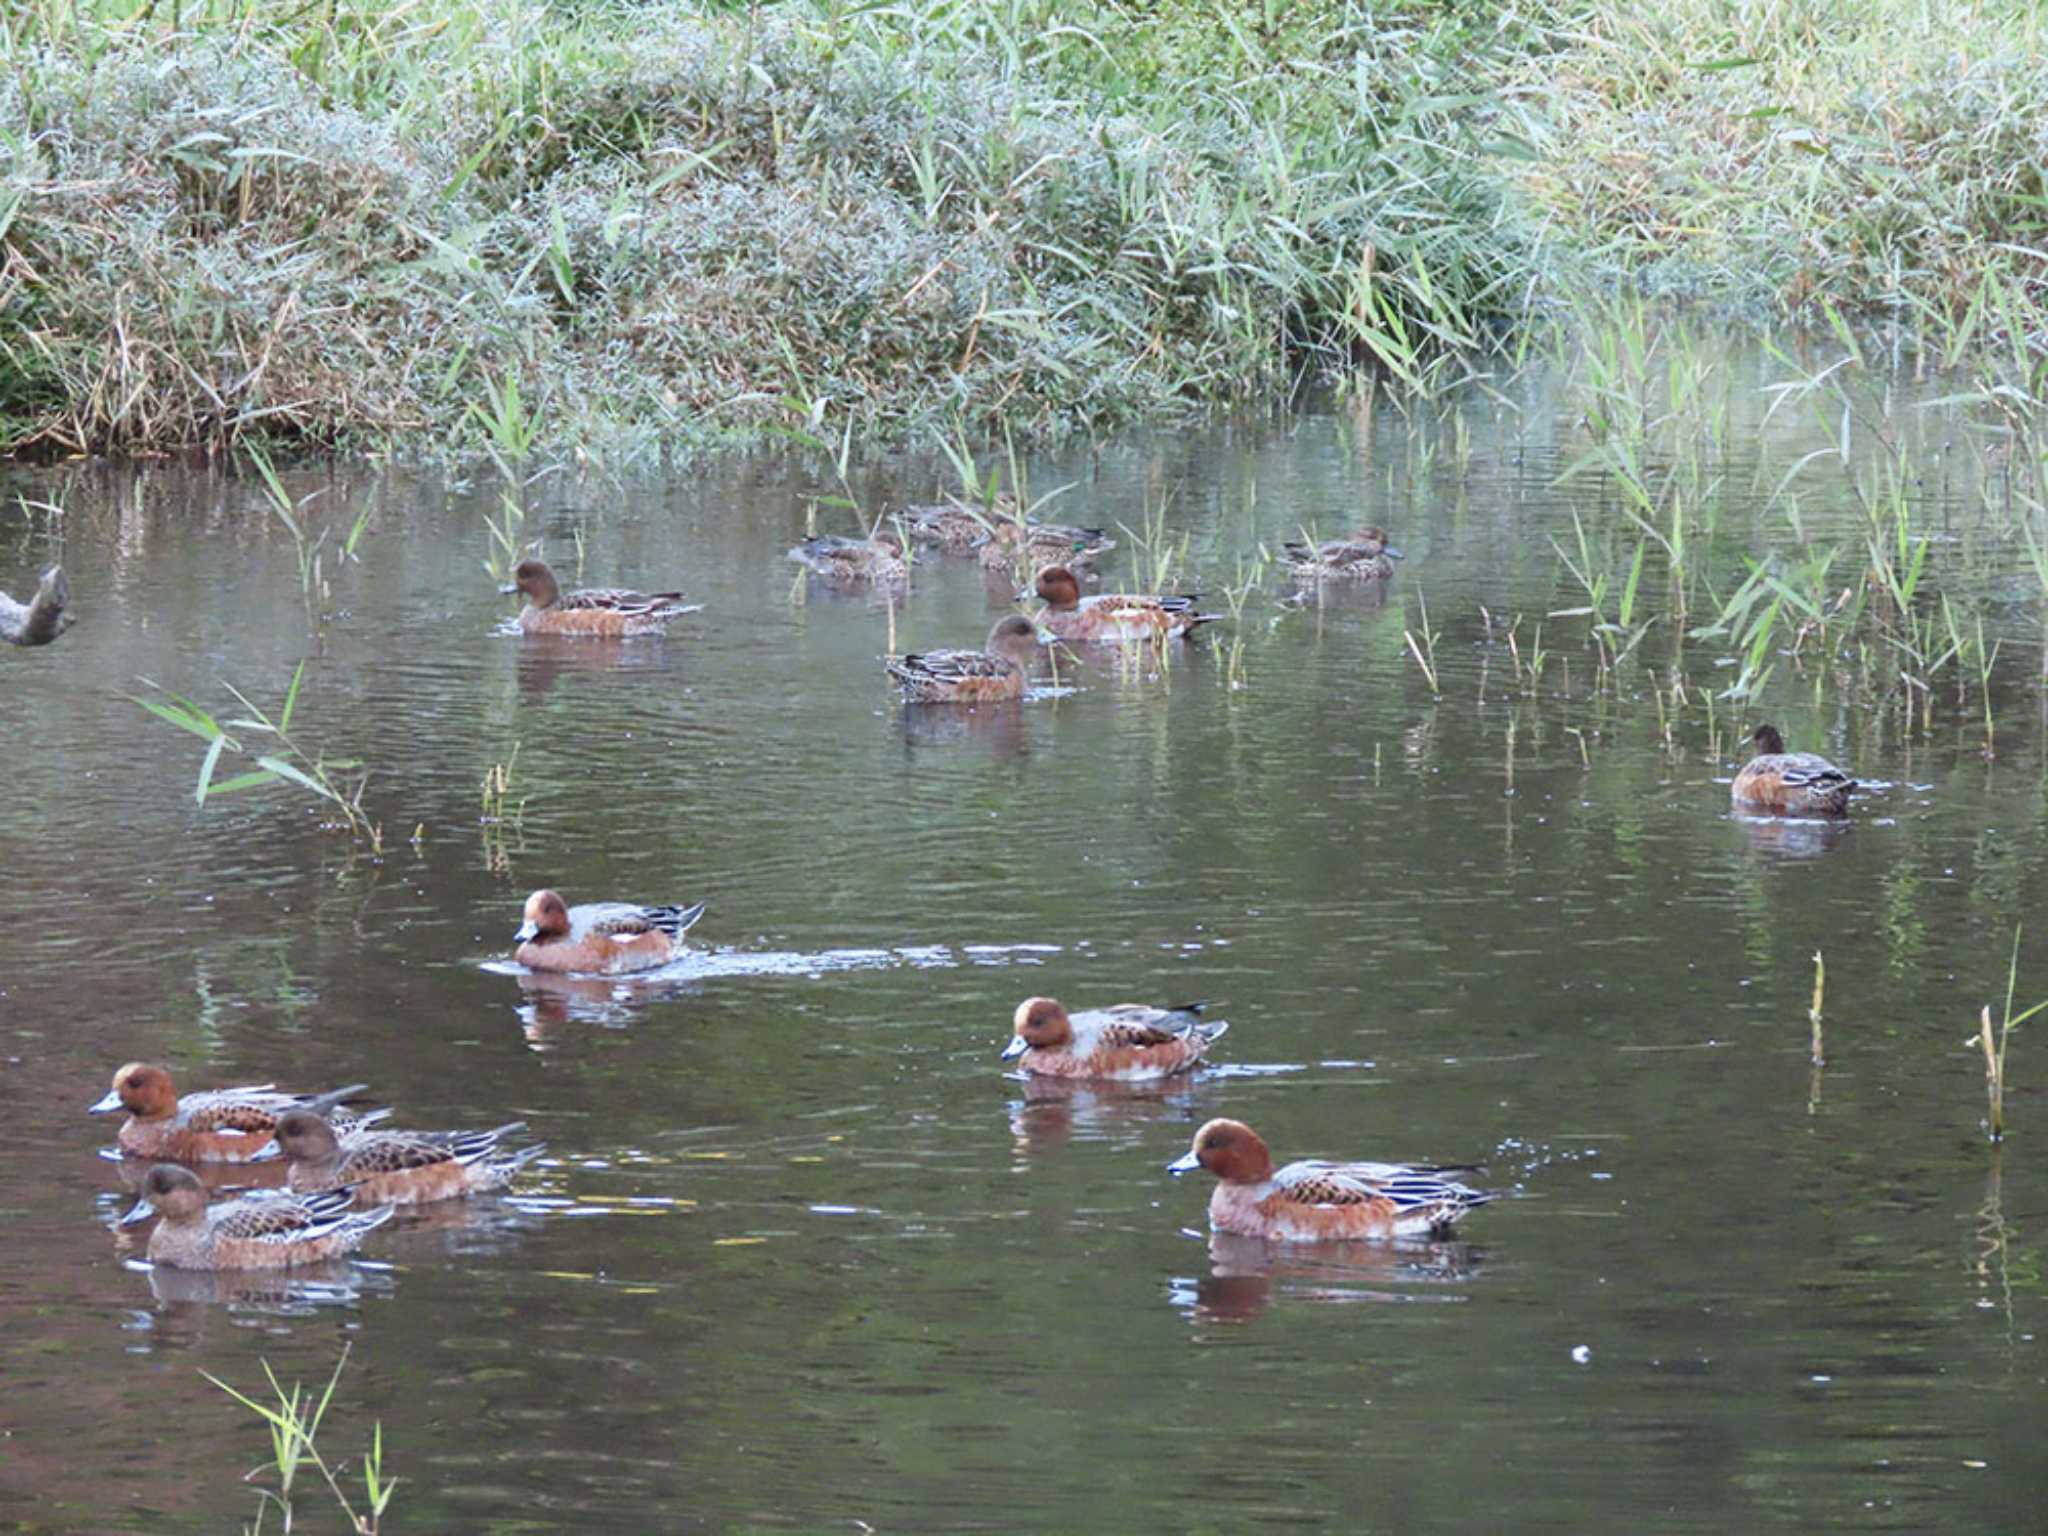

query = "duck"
[886, 616, 1043, 704]
[502, 559, 693, 637]
[89, 1064, 388, 1163]
[903, 494, 1016, 554]
[273, 1110, 544, 1207]
[787, 529, 909, 585]
[0, 564, 72, 646]
[975, 517, 1116, 576]
[513, 888, 706, 975]
[1025, 567, 1215, 643]
[1000, 997, 1227, 1079]
[1167, 1118, 1496, 1242]
[1282, 526, 1403, 583]
[1731, 724, 1857, 815]
[117, 1164, 395, 1269]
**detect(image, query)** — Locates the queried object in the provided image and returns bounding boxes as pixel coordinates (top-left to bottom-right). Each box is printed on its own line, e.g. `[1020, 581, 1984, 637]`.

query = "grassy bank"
[2, 0, 2045, 461]
[0, 0, 1541, 457]
[1518, 0, 2048, 334]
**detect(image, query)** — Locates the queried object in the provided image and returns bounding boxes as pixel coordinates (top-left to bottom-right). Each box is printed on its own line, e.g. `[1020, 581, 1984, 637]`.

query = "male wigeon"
[788, 529, 909, 584]
[1731, 724, 1858, 815]
[512, 888, 706, 975]
[1001, 997, 1228, 1079]
[273, 1110, 544, 1207]
[1168, 1118, 1496, 1241]
[975, 516, 1116, 575]
[886, 616, 1043, 704]
[1026, 567, 1214, 642]
[1282, 525, 1403, 582]
[117, 1164, 395, 1269]
[89, 1064, 387, 1163]
[503, 559, 692, 637]
[904, 494, 1015, 553]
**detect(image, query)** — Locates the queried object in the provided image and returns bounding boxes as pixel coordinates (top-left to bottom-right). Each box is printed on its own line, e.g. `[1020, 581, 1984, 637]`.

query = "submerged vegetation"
[3, 0, 2044, 460]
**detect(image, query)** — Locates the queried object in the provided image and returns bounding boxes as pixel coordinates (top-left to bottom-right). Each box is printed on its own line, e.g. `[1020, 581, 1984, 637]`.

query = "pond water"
[3, 345, 2045, 1532]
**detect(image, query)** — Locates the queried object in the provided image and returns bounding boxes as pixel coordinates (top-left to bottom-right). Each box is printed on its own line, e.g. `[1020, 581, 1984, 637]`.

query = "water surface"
[2, 350, 2044, 1531]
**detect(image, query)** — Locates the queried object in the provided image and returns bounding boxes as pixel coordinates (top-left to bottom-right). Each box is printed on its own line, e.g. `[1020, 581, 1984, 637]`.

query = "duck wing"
[1085, 1002, 1211, 1046]
[210, 1187, 364, 1242]
[889, 647, 1016, 686]
[1270, 1159, 1487, 1210]
[554, 587, 688, 617]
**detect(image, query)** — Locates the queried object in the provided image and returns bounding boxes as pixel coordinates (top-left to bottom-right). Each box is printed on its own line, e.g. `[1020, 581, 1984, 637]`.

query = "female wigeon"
[1026, 567, 1214, 642]
[513, 888, 706, 975]
[89, 1064, 387, 1163]
[1167, 1118, 1496, 1241]
[1731, 724, 1858, 815]
[1283, 526, 1404, 582]
[788, 529, 909, 584]
[117, 1164, 394, 1269]
[503, 559, 692, 637]
[273, 1110, 544, 1207]
[1001, 997, 1228, 1079]
[975, 517, 1116, 575]
[904, 494, 1015, 553]
[886, 616, 1043, 704]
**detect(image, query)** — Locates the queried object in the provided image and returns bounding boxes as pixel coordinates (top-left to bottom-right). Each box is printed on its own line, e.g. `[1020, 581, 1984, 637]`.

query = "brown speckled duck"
[1283, 526, 1403, 583]
[503, 559, 693, 637]
[886, 616, 1043, 704]
[1025, 567, 1215, 643]
[1731, 725, 1857, 815]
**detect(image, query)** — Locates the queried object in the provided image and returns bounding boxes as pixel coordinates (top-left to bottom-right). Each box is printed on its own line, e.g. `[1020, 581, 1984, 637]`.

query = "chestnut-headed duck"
[1025, 567, 1215, 642]
[1283, 526, 1403, 582]
[788, 529, 909, 584]
[1002, 997, 1227, 1080]
[274, 1110, 544, 1207]
[117, 1164, 394, 1269]
[1731, 724, 1857, 815]
[904, 494, 1016, 553]
[89, 1064, 387, 1163]
[975, 517, 1116, 574]
[502, 559, 692, 637]
[886, 616, 1042, 704]
[1168, 1118, 1496, 1242]
[513, 888, 706, 975]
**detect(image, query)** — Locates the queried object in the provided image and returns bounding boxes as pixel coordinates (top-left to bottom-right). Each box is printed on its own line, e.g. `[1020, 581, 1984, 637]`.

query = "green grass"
[4, 0, 2046, 461]
[1518, 0, 2048, 330]
[0, 0, 1544, 458]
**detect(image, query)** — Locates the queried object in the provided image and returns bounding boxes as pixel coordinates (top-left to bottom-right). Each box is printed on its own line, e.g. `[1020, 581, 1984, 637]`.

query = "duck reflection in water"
[142, 1258, 396, 1318]
[1007, 1074, 1200, 1156]
[896, 696, 1033, 759]
[1173, 1232, 1487, 1325]
[515, 630, 675, 704]
[513, 969, 704, 1046]
[1732, 812, 1856, 860]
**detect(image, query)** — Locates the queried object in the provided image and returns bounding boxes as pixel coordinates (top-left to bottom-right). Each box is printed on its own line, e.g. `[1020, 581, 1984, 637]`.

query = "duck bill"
[998, 1035, 1029, 1062]
[246, 1140, 283, 1163]
[116, 1198, 157, 1227]
[88, 1090, 124, 1114]
[1383, 545, 1406, 561]
[499, 582, 520, 595]
[514, 921, 538, 943]
[1166, 1151, 1201, 1175]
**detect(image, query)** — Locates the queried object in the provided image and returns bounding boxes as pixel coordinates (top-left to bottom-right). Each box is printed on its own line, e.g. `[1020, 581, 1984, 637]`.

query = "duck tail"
[648, 901, 707, 938]
[300, 1083, 372, 1117]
